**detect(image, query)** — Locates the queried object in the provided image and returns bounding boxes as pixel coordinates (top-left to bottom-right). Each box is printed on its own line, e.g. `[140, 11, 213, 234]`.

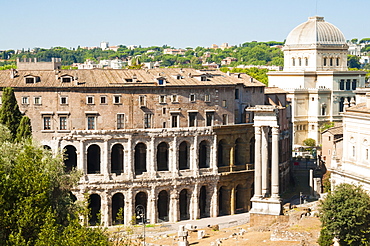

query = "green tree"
[16, 116, 32, 141]
[351, 38, 358, 44]
[0, 87, 22, 139]
[347, 55, 361, 69]
[0, 126, 108, 245]
[303, 138, 316, 147]
[319, 183, 370, 246]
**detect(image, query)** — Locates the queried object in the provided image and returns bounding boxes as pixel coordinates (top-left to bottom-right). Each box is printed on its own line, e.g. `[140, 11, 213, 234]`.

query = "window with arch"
[87, 144, 100, 174]
[298, 57, 301, 66]
[330, 58, 333, 66]
[134, 143, 147, 175]
[111, 144, 124, 174]
[179, 141, 189, 170]
[323, 58, 327, 66]
[63, 145, 77, 172]
[336, 58, 339, 66]
[305, 58, 308, 66]
[157, 142, 169, 171]
[292, 58, 295, 66]
[199, 140, 210, 168]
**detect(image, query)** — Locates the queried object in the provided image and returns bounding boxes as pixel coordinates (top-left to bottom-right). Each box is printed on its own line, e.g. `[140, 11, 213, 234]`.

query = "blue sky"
[1, 0, 368, 50]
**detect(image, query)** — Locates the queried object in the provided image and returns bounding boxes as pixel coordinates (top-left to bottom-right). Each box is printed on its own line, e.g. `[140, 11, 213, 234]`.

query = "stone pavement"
[145, 213, 250, 236]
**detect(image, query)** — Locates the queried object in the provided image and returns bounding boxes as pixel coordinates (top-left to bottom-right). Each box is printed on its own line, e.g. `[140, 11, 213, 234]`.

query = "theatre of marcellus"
[0, 58, 291, 226]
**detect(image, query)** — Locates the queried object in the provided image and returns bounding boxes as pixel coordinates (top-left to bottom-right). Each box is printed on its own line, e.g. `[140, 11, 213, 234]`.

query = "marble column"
[212, 134, 218, 174]
[126, 136, 134, 179]
[192, 136, 199, 176]
[253, 126, 262, 198]
[261, 127, 269, 197]
[124, 189, 133, 225]
[210, 185, 218, 217]
[148, 189, 156, 224]
[102, 140, 110, 177]
[169, 189, 179, 222]
[171, 136, 178, 177]
[79, 140, 86, 175]
[271, 126, 280, 199]
[191, 185, 199, 220]
[101, 191, 110, 226]
[149, 138, 156, 178]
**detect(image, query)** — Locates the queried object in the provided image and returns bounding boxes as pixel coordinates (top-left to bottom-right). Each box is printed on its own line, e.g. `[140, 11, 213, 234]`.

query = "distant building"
[221, 57, 237, 65]
[163, 48, 186, 55]
[100, 41, 109, 50]
[77, 59, 102, 69]
[321, 125, 343, 168]
[268, 16, 367, 147]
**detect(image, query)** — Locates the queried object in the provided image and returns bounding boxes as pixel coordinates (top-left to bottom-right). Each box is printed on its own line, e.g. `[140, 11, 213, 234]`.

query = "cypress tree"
[0, 87, 22, 140]
[16, 116, 32, 141]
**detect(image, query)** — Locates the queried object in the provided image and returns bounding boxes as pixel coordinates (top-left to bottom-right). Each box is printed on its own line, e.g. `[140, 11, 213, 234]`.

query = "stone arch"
[43, 145, 51, 150]
[179, 189, 190, 220]
[111, 143, 124, 174]
[157, 142, 169, 171]
[199, 140, 210, 168]
[87, 144, 100, 174]
[235, 184, 247, 213]
[112, 193, 124, 225]
[235, 138, 245, 165]
[135, 191, 147, 223]
[179, 141, 190, 170]
[218, 186, 230, 216]
[217, 139, 228, 167]
[134, 143, 147, 175]
[63, 145, 77, 172]
[157, 190, 169, 222]
[88, 194, 101, 226]
[199, 186, 209, 218]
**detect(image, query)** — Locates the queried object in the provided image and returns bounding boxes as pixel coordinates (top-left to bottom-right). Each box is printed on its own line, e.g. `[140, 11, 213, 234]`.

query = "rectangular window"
[366, 149, 369, 160]
[353, 146, 356, 157]
[339, 80, 345, 90]
[22, 97, 29, 104]
[336, 58, 339, 66]
[222, 114, 228, 125]
[172, 94, 178, 103]
[34, 97, 42, 105]
[189, 94, 195, 102]
[323, 58, 327, 66]
[222, 100, 227, 107]
[346, 79, 351, 90]
[62, 77, 71, 83]
[352, 79, 357, 90]
[144, 113, 151, 128]
[188, 112, 197, 127]
[235, 89, 239, 99]
[25, 77, 35, 83]
[159, 95, 166, 104]
[113, 95, 121, 104]
[117, 114, 124, 129]
[205, 94, 210, 102]
[162, 108, 166, 114]
[139, 95, 146, 107]
[100, 96, 107, 104]
[43, 116, 51, 130]
[60, 96, 68, 105]
[59, 116, 67, 130]
[87, 116, 95, 130]
[171, 114, 179, 128]
[87, 96, 94, 104]
[206, 112, 214, 126]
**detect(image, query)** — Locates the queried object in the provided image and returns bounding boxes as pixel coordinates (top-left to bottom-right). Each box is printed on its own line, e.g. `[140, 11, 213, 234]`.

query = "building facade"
[268, 16, 367, 147]
[0, 62, 291, 226]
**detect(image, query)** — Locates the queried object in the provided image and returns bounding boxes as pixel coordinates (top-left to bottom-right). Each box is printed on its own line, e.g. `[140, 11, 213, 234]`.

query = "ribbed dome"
[285, 16, 346, 46]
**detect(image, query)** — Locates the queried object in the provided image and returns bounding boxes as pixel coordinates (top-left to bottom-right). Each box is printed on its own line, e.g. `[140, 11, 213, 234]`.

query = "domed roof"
[285, 16, 346, 46]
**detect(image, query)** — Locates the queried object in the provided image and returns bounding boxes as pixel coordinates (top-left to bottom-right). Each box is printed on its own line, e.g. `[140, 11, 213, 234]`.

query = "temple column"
[148, 188, 156, 224]
[271, 126, 280, 199]
[102, 140, 109, 177]
[210, 185, 218, 217]
[101, 191, 110, 226]
[253, 126, 262, 198]
[79, 140, 86, 175]
[126, 136, 134, 179]
[192, 136, 199, 176]
[169, 189, 179, 222]
[261, 127, 269, 197]
[124, 189, 133, 225]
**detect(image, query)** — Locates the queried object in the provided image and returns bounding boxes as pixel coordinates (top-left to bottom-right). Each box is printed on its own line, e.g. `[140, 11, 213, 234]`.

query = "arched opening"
[179, 141, 189, 170]
[134, 143, 147, 175]
[199, 186, 209, 218]
[217, 139, 227, 167]
[87, 144, 100, 174]
[135, 192, 147, 224]
[88, 194, 101, 226]
[339, 97, 345, 112]
[235, 184, 246, 213]
[69, 192, 77, 203]
[112, 193, 124, 225]
[179, 189, 190, 220]
[157, 142, 169, 171]
[199, 140, 210, 168]
[43, 145, 51, 150]
[111, 144, 124, 174]
[235, 138, 245, 165]
[64, 145, 77, 172]
[157, 190, 169, 222]
[218, 186, 230, 216]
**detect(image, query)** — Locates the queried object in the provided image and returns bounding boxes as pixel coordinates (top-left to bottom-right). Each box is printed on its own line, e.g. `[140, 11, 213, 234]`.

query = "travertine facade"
[0, 62, 290, 225]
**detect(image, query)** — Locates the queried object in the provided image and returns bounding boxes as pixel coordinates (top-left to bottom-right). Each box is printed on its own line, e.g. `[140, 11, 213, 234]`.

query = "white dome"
[285, 16, 346, 46]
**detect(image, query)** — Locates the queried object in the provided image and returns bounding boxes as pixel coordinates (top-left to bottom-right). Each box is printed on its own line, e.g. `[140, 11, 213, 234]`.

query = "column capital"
[255, 126, 262, 135]
[272, 126, 279, 135]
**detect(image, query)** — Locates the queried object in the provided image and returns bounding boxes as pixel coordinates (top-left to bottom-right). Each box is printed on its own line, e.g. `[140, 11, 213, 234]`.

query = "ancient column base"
[249, 197, 282, 215]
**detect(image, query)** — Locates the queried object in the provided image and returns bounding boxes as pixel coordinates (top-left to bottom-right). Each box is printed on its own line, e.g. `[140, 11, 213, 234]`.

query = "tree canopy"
[0, 87, 23, 139]
[0, 126, 108, 245]
[319, 183, 370, 246]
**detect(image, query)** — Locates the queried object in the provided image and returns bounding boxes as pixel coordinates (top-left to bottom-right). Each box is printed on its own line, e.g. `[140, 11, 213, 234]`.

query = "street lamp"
[135, 205, 146, 245]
